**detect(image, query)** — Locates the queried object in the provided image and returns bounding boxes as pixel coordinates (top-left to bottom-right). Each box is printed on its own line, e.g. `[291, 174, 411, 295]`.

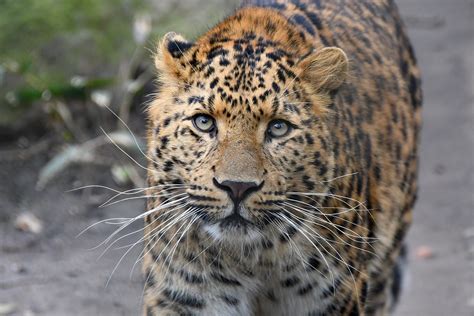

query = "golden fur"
[144, 1, 421, 315]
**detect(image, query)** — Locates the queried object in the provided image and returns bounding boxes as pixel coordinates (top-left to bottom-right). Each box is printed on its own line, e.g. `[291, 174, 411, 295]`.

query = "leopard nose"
[213, 178, 263, 205]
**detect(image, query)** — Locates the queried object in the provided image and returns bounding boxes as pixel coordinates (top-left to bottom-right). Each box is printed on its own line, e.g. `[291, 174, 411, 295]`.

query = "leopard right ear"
[155, 32, 194, 79]
[298, 47, 349, 93]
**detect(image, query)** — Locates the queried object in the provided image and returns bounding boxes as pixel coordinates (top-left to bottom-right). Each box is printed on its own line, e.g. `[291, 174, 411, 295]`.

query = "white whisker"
[100, 127, 154, 173]
[273, 211, 336, 288]
[320, 172, 359, 183]
[99, 204, 188, 259]
[76, 217, 130, 238]
[102, 104, 160, 166]
[94, 195, 189, 251]
[100, 191, 188, 208]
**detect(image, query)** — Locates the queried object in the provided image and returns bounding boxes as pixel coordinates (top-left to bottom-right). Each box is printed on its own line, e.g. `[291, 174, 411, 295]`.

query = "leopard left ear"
[298, 47, 349, 92]
[155, 32, 194, 79]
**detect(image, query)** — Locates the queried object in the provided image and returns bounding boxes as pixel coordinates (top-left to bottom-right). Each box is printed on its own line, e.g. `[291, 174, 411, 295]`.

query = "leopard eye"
[267, 119, 291, 138]
[192, 114, 216, 133]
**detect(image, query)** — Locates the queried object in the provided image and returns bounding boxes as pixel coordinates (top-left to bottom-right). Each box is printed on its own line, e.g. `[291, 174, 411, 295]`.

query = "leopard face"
[147, 14, 348, 246]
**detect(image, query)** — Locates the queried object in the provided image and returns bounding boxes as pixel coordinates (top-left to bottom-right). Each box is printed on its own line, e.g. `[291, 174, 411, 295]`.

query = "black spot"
[321, 278, 341, 298]
[207, 94, 216, 111]
[220, 58, 231, 66]
[265, 21, 277, 33]
[279, 226, 298, 242]
[210, 78, 219, 89]
[251, 1, 286, 10]
[290, 14, 316, 36]
[160, 136, 169, 149]
[266, 290, 278, 302]
[163, 160, 173, 172]
[369, 279, 386, 297]
[360, 279, 369, 306]
[187, 193, 219, 202]
[167, 40, 193, 58]
[272, 82, 281, 93]
[146, 306, 153, 316]
[409, 74, 420, 108]
[390, 246, 406, 308]
[267, 52, 282, 61]
[194, 209, 211, 223]
[348, 303, 360, 316]
[179, 270, 204, 284]
[220, 294, 239, 306]
[281, 276, 300, 287]
[262, 239, 274, 249]
[188, 96, 205, 105]
[297, 283, 314, 296]
[259, 89, 272, 102]
[243, 32, 256, 40]
[305, 133, 314, 144]
[302, 175, 316, 190]
[277, 68, 286, 82]
[155, 148, 162, 159]
[307, 255, 320, 271]
[207, 47, 229, 60]
[252, 96, 258, 105]
[280, 64, 296, 78]
[163, 117, 171, 127]
[162, 288, 205, 308]
[233, 42, 243, 51]
[356, 173, 364, 195]
[306, 12, 323, 30]
[145, 268, 155, 288]
[210, 272, 242, 286]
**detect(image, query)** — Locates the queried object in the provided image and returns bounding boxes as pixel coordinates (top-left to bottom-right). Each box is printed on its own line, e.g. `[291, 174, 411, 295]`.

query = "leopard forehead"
[201, 39, 294, 113]
[152, 8, 346, 123]
[166, 37, 307, 122]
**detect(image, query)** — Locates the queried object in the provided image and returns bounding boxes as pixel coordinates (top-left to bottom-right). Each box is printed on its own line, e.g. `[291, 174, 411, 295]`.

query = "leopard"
[143, 0, 421, 315]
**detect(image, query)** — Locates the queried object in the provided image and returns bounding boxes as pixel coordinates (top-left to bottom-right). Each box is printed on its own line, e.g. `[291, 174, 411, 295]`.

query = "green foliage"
[0, 0, 144, 83]
[0, 0, 240, 124]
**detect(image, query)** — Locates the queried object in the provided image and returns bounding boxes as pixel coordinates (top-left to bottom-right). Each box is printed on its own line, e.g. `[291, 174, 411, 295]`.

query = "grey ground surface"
[0, 1, 473, 315]
[395, 1, 474, 315]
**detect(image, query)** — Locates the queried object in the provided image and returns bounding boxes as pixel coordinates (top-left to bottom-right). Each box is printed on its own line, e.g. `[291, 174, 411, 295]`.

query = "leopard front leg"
[142, 240, 257, 316]
[256, 267, 369, 316]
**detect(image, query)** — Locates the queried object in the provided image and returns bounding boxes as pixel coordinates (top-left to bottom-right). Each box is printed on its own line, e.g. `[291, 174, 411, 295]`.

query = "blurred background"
[0, 0, 472, 315]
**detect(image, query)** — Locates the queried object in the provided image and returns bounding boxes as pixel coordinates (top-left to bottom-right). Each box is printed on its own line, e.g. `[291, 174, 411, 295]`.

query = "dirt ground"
[1, 1, 473, 315]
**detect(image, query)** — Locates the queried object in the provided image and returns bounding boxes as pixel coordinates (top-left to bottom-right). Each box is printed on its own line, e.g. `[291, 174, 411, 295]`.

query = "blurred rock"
[463, 227, 474, 239]
[415, 245, 435, 260]
[14, 212, 43, 234]
[0, 303, 16, 315]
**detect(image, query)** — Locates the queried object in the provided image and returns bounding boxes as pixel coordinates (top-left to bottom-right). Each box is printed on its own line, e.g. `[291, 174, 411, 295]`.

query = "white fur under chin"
[203, 223, 262, 245]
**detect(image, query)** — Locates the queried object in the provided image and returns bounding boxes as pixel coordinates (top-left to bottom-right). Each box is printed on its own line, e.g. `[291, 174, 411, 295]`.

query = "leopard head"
[147, 9, 348, 246]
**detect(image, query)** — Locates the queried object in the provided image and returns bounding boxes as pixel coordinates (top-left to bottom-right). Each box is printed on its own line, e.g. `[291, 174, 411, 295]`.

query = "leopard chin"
[203, 220, 263, 245]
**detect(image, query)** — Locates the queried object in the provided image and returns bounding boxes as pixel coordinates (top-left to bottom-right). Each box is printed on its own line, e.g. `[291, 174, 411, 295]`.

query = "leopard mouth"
[218, 212, 254, 229]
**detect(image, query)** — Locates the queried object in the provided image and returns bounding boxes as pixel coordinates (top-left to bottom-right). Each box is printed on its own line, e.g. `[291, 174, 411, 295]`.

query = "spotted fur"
[144, 0, 421, 315]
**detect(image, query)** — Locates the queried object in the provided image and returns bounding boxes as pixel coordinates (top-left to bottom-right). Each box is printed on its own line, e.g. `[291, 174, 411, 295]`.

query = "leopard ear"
[299, 47, 348, 92]
[155, 32, 194, 79]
